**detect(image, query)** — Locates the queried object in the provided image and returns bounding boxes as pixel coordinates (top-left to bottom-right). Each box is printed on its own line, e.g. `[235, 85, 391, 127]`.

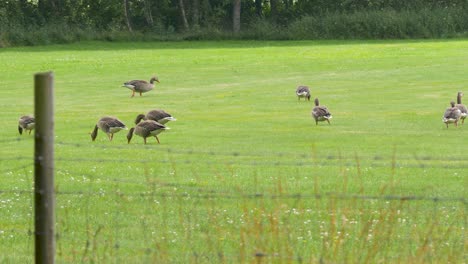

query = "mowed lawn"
[0, 40, 466, 263]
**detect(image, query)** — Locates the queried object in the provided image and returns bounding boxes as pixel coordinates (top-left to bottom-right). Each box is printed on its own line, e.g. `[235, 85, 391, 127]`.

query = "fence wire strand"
[1, 139, 465, 263]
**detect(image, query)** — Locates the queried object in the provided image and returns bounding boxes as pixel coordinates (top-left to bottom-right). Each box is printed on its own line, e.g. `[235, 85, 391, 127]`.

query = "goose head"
[457, 92, 464, 104]
[314, 98, 320, 106]
[150, 76, 160, 83]
[90, 125, 99, 141]
[127, 127, 135, 144]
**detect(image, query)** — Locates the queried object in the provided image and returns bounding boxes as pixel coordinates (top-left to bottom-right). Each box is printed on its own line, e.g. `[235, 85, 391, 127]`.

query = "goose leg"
[110, 133, 114, 141]
[155, 136, 160, 144]
[144, 137, 147, 144]
[28, 129, 32, 135]
[131, 90, 135, 97]
[139, 92, 143, 96]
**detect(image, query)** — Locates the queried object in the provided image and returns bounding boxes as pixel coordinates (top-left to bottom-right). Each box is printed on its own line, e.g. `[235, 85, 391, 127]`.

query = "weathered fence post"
[34, 72, 55, 264]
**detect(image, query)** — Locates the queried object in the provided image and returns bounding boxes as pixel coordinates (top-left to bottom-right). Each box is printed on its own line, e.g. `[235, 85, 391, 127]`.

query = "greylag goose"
[127, 120, 169, 144]
[455, 91, 467, 124]
[443, 101, 462, 128]
[90, 116, 127, 141]
[122, 76, 159, 97]
[296, 86, 311, 101]
[18, 115, 35, 135]
[312, 98, 332, 125]
[135, 109, 177, 125]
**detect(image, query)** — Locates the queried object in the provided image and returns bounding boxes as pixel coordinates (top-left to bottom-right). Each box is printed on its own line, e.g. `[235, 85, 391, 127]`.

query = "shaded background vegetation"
[1, 0, 468, 46]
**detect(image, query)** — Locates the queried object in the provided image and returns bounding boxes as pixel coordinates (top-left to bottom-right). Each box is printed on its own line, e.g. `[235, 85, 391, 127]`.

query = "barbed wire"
[55, 141, 468, 162]
[0, 137, 24, 144]
[0, 161, 33, 174]
[3, 140, 467, 165]
[3, 137, 467, 160]
[2, 149, 468, 170]
[0, 186, 465, 204]
[2, 141, 465, 205]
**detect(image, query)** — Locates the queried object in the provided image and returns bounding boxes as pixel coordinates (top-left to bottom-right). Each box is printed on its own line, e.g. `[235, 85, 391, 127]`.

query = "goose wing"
[123, 80, 148, 89]
[136, 120, 167, 137]
[456, 104, 468, 114]
[19, 115, 35, 127]
[107, 118, 126, 129]
[313, 106, 331, 117]
[296, 86, 310, 96]
[147, 110, 173, 121]
[139, 120, 166, 130]
[444, 107, 461, 119]
[296, 86, 310, 93]
[98, 117, 126, 133]
[125, 80, 148, 86]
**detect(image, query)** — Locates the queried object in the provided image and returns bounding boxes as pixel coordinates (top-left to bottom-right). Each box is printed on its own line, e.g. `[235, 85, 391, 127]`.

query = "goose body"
[455, 91, 467, 124]
[135, 109, 176, 125]
[296, 86, 311, 101]
[443, 101, 462, 128]
[312, 98, 332, 125]
[123, 76, 159, 97]
[127, 120, 169, 144]
[91, 116, 127, 141]
[18, 115, 35, 135]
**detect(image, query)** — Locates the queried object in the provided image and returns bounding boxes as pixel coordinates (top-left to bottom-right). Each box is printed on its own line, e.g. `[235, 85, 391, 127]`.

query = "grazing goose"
[18, 115, 35, 135]
[455, 91, 467, 124]
[127, 120, 169, 144]
[443, 101, 462, 128]
[90, 116, 127, 141]
[296, 85, 311, 101]
[122, 76, 159, 97]
[312, 98, 332, 125]
[135, 109, 177, 125]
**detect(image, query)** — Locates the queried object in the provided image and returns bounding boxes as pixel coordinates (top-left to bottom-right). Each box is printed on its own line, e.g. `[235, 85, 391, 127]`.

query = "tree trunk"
[192, 0, 200, 28]
[232, 0, 241, 33]
[255, 0, 263, 17]
[38, 0, 59, 21]
[143, 0, 154, 27]
[270, 0, 278, 20]
[179, 0, 189, 31]
[123, 0, 133, 32]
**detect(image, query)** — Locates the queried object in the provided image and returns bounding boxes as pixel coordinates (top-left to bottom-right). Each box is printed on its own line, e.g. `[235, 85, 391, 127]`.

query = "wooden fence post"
[34, 72, 55, 264]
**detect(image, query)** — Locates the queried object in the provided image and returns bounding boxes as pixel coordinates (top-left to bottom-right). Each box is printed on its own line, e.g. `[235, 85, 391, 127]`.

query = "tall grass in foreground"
[1, 144, 465, 263]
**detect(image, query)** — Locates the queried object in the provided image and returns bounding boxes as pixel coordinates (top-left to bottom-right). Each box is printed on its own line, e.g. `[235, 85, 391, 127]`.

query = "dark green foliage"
[0, 0, 467, 46]
[287, 8, 468, 40]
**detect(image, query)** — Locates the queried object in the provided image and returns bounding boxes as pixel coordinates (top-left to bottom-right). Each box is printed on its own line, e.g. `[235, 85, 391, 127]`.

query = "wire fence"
[1, 139, 466, 263]
[1, 139, 467, 203]
[4, 138, 468, 168]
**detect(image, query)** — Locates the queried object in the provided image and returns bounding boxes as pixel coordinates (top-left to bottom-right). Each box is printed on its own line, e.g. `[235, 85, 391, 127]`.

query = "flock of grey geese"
[296, 85, 333, 125]
[17, 79, 468, 144]
[295, 87, 467, 127]
[18, 76, 176, 144]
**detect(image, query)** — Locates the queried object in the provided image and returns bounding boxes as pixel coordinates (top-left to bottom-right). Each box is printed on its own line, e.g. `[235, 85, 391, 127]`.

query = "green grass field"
[0, 40, 466, 263]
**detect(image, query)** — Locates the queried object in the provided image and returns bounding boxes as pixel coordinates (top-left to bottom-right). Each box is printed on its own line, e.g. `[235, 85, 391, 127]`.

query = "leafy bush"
[1, 7, 467, 47]
[287, 8, 468, 40]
